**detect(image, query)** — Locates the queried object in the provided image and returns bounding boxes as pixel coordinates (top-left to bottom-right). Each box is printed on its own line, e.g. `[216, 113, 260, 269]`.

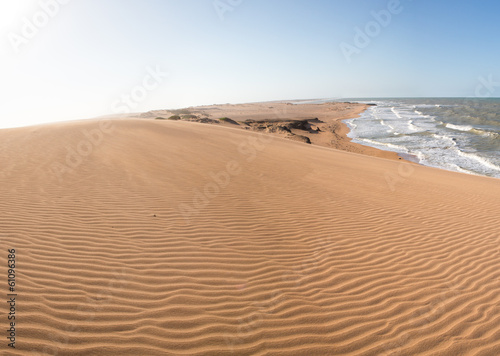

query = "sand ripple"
[1, 119, 499, 355]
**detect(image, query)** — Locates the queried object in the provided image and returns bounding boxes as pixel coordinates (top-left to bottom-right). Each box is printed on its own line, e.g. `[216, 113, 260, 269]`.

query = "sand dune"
[1, 118, 500, 355]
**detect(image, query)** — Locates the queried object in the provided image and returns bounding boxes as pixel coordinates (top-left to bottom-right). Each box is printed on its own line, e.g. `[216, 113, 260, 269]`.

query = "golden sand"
[1, 105, 499, 355]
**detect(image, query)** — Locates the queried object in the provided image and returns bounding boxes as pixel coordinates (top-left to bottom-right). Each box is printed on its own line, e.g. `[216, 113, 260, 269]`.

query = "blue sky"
[1, 0, 500, 128]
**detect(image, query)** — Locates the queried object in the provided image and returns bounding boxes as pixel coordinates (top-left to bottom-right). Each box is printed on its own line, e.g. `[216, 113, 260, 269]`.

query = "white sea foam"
[379, 119, 396, 133]
[343, 99, 500, 178]
[415, 151, 426, 162]
[440, 162, 481, 176]
[456, 150, 500, 172]
[445, 123, 499, 137]
[391, 107, 402, 118]
[472, 128, 499, 137]
[446, 123, 474, 132]
[407, 120, 419, 131]
[356, 138, 409, 153]
[432, 133, 457, 146]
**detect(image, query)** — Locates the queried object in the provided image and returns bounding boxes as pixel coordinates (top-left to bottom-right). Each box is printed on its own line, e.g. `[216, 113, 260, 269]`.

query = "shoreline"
[342, 98, 500, 179]
[138, 101, 409, 162]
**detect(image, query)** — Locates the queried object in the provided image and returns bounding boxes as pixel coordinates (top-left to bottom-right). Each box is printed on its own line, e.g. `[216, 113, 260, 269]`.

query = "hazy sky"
[1, 0, 500, 128]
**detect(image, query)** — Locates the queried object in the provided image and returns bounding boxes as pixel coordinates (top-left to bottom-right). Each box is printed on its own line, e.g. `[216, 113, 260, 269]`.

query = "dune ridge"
[1, 118, 500, 355]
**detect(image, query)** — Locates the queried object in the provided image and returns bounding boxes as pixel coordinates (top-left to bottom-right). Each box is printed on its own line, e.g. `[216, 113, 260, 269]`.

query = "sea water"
[341, 98, 500, 179]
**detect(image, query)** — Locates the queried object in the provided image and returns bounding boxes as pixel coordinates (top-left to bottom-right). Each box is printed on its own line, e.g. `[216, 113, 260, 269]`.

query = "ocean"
[342, 98, 500, 179]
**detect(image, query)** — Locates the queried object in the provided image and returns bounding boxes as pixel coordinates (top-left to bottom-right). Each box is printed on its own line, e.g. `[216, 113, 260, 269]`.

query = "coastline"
[341, 98, 500, 179]
[138, 101, 408, 162]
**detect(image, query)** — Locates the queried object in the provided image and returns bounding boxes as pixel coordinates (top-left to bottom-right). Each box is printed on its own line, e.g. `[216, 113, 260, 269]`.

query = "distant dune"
[1, 111, 500, 355]
[140, 101, 403, 161]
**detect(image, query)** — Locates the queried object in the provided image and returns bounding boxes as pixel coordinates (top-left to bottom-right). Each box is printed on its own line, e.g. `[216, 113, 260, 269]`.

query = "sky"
[1, 0, 500, 128]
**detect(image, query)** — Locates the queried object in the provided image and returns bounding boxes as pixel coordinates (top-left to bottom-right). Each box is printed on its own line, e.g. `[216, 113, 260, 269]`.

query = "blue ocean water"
[342, 98, 500, 178]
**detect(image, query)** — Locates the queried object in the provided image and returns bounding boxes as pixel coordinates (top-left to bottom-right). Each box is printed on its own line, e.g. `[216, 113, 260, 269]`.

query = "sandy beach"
[140, 101, 404, 161]
[1, 102, 500, 355]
